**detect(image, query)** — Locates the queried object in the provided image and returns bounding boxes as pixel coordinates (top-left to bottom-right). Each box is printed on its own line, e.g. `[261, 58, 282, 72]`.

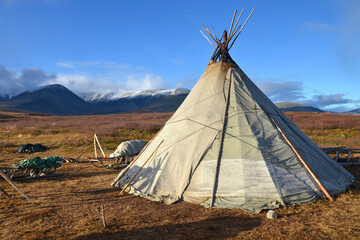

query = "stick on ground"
[0, 170, 34, 204]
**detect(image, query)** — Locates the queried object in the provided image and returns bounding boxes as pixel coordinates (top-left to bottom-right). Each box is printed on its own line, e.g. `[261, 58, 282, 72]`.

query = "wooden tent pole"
[211, 27, 218, 42]
[229, 8, 245, 40]
[0, 170, 34, 204]
[229, 7, 256, 51]
[120, 140, 164, 195]
[93, 134, 98, 158]
[202, 25, 219, 45]
[228, 9, 237, 40]
[269, 118, 334, 201]
[200, 30, 216, 49]
[210, 73, 233, 208]
[111, 127, 163, 187]
[94, 134, 105, 157]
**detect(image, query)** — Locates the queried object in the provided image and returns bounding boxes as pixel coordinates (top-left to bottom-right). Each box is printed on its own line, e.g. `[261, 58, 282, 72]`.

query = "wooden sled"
[321, 147, 360, 166]
[0, 165, 61, 181]
[88, 155, 137, 169]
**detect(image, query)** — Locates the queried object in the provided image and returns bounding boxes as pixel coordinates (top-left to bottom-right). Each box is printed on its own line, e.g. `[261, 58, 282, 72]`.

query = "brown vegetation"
[0, 111, 359, 239]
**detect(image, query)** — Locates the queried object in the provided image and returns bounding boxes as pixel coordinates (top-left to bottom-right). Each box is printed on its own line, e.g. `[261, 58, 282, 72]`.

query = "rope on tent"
[210, 70, 232, 208]
[119, 140, 164, 195]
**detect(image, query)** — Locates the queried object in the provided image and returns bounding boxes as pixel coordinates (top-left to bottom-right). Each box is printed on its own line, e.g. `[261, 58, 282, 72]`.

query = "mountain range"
[0, 84, 358, 115]
[0, 84, 190, 115]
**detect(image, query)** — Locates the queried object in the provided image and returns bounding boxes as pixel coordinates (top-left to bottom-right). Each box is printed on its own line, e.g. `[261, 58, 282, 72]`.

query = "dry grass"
[0, 111, 359, 240]
[286, 112, 360, 130]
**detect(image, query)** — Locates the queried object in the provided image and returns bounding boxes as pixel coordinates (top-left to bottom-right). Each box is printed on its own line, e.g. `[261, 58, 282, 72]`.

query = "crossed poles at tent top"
[200, 7, 256, 63]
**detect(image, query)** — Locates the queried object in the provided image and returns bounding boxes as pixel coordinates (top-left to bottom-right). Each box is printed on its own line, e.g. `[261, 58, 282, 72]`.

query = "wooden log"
[111, 127, 163, 187]
[268, 118, 334, 201]
[0, 169, 34, 204]
[101, 204, 107, 228]
[119, 140, 164, 195]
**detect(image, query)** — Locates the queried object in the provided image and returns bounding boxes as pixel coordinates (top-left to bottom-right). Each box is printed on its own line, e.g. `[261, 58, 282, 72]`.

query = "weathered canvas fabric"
[112, 140, 148, 158]
[114, 61, 354, 213]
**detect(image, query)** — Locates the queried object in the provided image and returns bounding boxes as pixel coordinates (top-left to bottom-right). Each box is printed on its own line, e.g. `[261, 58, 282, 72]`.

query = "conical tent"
[113, 9, 354, 214]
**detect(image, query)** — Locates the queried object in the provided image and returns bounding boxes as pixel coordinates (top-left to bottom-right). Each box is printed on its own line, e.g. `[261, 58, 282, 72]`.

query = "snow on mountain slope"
[80, 88, 190, 102]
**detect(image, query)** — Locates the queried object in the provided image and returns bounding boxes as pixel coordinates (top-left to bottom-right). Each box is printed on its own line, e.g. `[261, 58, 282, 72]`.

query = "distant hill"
[135, 94, 188, 113]
[2, 84, 349, 115]
[0, 85, 190, 115]
[346, 108, 360, 115]
[85, 88, 190, 114]
[275, 102, 324, 113]
[1, 84, 92, 115]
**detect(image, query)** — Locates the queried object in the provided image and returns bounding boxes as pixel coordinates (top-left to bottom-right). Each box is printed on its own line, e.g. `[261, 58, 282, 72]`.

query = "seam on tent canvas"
[254, 108, 286, 206]
[185, 118, 260, 150]
[165, 117, 222, 126]
[229, 69, 320, 196]
[233, 70, 287, 205]
[181, 131, 221, 200]
[167, 91, 224, 118]
[211, 68, 233, 207]
[148, 124, 220, 158]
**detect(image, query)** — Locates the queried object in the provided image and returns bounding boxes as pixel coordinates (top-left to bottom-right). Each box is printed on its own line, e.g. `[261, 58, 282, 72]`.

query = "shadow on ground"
[73, 216, 262, 240]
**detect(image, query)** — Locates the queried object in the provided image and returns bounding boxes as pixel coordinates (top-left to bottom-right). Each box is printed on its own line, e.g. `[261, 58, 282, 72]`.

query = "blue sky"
[0, 0, 359, 112]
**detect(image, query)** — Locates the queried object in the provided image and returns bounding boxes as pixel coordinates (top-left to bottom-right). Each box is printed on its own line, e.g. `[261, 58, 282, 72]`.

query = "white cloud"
[302, 22, 337, 33]
[300, 94, 352, 108]
[255, 78, 305, 102]
[0, 63, 167, 96]
[56, 62, 75, 69]
[0, 65, 56, 95]
[55, 61, 130, 71]
[44, 72, 166, 94]
[3, 0, 58, 4]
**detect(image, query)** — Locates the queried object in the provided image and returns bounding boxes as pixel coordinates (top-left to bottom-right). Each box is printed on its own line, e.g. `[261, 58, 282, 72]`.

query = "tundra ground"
[0, 111, 359, 239]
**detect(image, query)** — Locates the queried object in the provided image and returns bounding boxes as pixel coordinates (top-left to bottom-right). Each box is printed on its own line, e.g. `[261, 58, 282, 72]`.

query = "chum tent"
[112, 8, 354, 213]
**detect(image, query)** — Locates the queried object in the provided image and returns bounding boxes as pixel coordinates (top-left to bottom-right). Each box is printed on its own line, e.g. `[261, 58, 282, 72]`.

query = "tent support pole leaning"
[120, 140, 164, 195]
[0, 170, 34, 204]
[111, 127, 163, 187]
[94, 134, 105, 157]
[210, 72, 233, 208]
[267, 116, 334, 201]
[93, 135, 98, 158]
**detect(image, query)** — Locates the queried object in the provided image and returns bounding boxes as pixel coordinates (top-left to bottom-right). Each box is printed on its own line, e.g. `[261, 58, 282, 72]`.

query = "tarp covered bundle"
[114, 61, 354, 213]
[14, 143, 48, 154]
[13, 156, 64, 169]
[111, 140, 147, 158]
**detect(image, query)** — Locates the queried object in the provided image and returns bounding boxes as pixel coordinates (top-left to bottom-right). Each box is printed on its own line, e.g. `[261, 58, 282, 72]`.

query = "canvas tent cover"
[114, 62, 354, 213]
[113, 8, 354, 213]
